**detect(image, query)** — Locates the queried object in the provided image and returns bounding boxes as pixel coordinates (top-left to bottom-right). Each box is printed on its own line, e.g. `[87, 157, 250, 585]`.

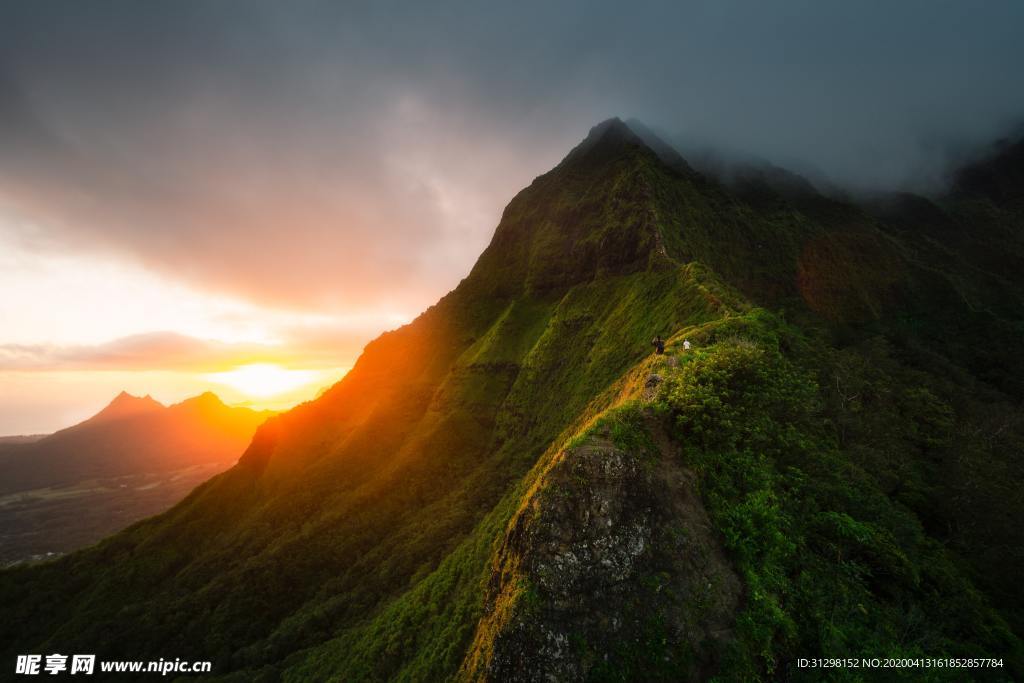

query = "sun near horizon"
[204, 363, 332, 406]
[0, 220, 405, 435]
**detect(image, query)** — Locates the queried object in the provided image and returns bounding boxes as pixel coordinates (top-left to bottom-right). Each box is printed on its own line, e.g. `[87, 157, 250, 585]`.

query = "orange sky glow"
[0, 224, 405, 434]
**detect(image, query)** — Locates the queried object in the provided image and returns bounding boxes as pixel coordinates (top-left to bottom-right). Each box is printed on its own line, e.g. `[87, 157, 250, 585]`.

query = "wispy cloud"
[0, 329, 369, 372]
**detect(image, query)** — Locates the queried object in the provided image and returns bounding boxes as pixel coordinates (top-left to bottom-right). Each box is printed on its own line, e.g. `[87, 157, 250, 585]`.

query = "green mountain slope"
[1, 119, 1022, 681]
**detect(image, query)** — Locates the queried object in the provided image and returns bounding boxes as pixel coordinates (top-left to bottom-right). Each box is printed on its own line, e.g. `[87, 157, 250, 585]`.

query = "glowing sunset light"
[205, 363, 321, 399]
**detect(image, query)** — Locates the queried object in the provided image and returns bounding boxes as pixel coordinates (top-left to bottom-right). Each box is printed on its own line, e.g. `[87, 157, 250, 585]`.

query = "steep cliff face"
[462, 414, 741, 682]
[2, 120, 1023, 681]
[463, 119, 667, 298]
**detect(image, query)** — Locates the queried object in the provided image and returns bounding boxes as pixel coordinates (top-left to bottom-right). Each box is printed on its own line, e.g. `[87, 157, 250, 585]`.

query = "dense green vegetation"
[655, 313, 1022, 680]
[1, 119, 1022, 681]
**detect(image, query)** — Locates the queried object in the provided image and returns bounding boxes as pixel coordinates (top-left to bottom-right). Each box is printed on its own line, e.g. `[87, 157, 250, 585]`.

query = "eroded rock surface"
[461, 417, 741, 681]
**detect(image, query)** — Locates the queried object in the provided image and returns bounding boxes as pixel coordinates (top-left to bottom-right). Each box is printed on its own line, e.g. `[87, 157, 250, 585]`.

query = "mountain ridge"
[2, 120, 1023, 680]
[0, 390, 275, 566]
[0, 390, 273, 494]
[82, 390, 164, 425]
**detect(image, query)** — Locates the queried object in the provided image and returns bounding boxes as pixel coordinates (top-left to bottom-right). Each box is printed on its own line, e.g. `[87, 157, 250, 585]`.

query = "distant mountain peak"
[92, 391, 164, 422]
[558, 117, 647, 167]
[109, 390, 158, 406]
[176, 391, 228, 410]
[586, 117, 635, 141]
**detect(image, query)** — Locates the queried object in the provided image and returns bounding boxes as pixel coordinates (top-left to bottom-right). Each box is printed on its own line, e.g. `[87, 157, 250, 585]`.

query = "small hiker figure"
[683, 340, 691, 351]
[651, 335, 665, 355]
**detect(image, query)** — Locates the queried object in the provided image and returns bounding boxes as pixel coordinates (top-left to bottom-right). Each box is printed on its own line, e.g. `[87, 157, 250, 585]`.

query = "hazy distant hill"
[2, 120, 1022, 680]
[0, 392, 272, 565]
[0, 391, 272, 495]
[0, 434, 46, 445]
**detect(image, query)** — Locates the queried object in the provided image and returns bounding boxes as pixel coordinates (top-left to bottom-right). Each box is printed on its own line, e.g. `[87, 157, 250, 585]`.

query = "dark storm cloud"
[1, 1, 1022, 311]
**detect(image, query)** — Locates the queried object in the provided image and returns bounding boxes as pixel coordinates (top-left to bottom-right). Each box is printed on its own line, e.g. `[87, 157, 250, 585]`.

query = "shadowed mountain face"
[0, 393, 273, 565]
[1, 120, 1023, 680]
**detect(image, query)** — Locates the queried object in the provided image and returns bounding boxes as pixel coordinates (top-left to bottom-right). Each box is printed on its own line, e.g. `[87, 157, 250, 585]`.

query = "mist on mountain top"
[1, 1, 1022, 312]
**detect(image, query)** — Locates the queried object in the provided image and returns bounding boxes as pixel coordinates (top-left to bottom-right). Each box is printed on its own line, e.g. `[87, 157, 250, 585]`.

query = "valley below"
[0, 462, 229, 567]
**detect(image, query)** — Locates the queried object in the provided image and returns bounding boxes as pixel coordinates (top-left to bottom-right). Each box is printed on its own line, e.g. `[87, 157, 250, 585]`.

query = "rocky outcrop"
[460, 415, 741, 681]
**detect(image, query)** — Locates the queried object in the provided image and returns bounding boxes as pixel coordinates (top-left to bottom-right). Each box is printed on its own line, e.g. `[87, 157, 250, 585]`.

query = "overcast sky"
[2, 1, 1023, 431]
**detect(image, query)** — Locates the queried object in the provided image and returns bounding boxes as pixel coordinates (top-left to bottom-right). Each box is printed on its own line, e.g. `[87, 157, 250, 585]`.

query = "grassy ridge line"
[289, 299, 1024, 681]
[280, 267, 726, 682]
[655, 313, 1022, 680]
[325, 304, 1024, 682]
